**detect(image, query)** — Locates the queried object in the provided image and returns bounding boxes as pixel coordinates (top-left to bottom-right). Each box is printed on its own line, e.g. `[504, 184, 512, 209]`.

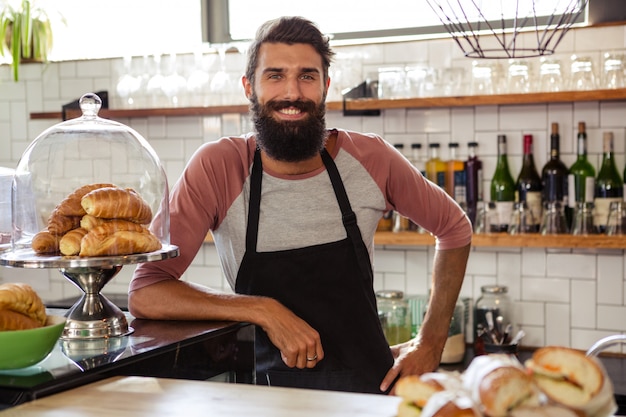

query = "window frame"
[201, 0, 624, 46]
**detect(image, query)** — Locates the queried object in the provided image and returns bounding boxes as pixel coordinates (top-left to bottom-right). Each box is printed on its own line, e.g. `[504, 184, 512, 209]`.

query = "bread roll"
[59, 227, 88, 256]
[0, 283, 46, 327]
[0, 308, 43, 330]
[54, 183, 116, 217]
[81, 187, 152, 224]
[462, 354, 540, 417]
[478, 365, 540, 417]
[397, 375, 445, 417]
[421, 391, 481, 417]
[525, 346, 604, 410]
[32, 229, 61, 254]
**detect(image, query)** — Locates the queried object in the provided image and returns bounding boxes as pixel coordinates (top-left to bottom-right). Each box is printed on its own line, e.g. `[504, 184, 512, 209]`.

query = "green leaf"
[20, 0, 32, 59]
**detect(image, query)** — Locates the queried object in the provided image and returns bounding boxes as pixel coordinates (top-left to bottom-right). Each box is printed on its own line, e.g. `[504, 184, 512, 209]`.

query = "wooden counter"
[0, 376, 401, 417]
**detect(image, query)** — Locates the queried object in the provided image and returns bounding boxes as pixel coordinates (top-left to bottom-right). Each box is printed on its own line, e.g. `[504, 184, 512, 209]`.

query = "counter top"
[0, 309, 254, 408]
[0, 375, 402, 417]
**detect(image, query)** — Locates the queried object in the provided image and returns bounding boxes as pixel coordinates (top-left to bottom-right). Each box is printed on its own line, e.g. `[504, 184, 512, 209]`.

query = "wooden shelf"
[374, 231, 626, 249]
[29, 89, 626, 120]
[205, 231, 626, 249]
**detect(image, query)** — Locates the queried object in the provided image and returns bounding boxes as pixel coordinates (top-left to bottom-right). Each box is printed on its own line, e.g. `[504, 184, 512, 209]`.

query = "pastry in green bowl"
[0, 315, 66, 370]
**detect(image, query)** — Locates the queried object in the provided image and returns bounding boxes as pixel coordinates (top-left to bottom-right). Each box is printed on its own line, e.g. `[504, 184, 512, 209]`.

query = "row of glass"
[474, 200, 626, 236]
[377, 51, 626, 99]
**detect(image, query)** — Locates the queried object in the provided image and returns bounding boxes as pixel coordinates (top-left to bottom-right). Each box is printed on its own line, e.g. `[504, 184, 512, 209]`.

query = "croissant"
[54, 183, 116, 217]
[80, 214, 106, 231]
[47, 211, 81, 236]
[0, 283, 47, 327]
[32, 229, 62, 254]
[0, 309, 43, 330]
[81, 187, 153, 224]
[59, 227, 88, 256]
[80, 229, 162, 256]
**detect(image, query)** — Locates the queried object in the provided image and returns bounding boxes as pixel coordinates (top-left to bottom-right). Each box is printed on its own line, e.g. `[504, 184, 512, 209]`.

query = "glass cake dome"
[11, 92, 170, 251]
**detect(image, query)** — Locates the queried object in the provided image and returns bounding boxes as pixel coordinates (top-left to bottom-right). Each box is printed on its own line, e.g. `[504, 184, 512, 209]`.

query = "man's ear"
[242, 76, 253, 99]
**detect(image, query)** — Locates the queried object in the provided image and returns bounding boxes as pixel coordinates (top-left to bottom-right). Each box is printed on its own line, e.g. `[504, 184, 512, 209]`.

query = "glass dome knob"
[79, 93, 102, 119]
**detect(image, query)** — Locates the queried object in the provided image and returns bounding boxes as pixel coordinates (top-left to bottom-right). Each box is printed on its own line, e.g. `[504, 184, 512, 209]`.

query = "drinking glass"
[507, 60, 532, 93]
[538, 58, 563, 92]
[378, 67, 407, 99]
[570, 202, 595, 235]
[606, 201, 626, 236]
[540, 201, 568, 235]
[569, 56, 597, 91]
[601, 53, 625, 89]
[509, 202, 536, 235]
[470, 62, 493, 95]
[474, 202, 497, 234]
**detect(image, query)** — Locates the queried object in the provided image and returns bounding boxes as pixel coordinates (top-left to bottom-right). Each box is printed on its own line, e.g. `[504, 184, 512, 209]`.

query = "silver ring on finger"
[306, 354, 318, 361]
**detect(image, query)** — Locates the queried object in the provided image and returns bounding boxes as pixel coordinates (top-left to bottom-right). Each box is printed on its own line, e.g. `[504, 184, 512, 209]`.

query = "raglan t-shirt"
[130, 129, 472, 292]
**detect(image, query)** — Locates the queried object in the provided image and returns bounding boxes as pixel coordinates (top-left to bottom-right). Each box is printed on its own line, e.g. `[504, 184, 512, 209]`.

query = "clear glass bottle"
[376, 290, 412, 345]
[474, 285, 512, 355]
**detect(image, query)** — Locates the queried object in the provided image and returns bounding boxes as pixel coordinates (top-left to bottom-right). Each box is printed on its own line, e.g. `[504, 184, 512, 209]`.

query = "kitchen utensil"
[510, 329, 526, 345]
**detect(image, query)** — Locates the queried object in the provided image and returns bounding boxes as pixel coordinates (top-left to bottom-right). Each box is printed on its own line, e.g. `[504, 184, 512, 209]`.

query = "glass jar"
[376, 290, 412, 345]
[474, 285, 513, 354]
[440, 298, 466, 364]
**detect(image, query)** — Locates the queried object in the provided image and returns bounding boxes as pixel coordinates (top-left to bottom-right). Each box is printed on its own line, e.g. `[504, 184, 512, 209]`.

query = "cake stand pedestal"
[0, 245, 178, 339]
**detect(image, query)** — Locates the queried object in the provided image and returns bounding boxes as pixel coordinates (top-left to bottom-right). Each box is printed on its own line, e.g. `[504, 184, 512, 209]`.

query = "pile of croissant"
[32, 183, 161, 257]
[0, 283, 47, 331]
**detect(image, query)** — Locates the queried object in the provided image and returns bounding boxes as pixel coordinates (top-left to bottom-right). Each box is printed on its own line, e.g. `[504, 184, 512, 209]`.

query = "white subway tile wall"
[1, 24, 626, 353]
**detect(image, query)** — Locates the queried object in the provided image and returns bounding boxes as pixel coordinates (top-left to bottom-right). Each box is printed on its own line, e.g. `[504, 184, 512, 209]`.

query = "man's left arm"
[379, 242, 471, 393]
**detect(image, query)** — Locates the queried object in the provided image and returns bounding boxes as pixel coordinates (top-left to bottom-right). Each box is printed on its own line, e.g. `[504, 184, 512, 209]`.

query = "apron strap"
[245, 148, 263, 252]
[320, 149, 374, 283]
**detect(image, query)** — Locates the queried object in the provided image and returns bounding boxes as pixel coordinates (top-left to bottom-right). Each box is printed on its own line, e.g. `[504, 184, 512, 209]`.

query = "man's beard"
[250, 95, 327, 162]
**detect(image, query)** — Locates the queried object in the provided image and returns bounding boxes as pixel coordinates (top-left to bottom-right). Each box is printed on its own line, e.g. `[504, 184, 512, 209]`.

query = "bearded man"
[130, 16, 472, 394]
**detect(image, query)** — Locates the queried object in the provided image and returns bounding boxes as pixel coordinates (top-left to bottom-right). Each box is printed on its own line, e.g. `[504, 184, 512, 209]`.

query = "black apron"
[235, 148, 394, 394]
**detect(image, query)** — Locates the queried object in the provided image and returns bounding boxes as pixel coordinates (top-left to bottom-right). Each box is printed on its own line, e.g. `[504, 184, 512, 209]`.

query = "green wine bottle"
[490, 135, 515, 232]
[568, 122, 596, 207]
[594, 131, 624, 233]
[515, 134, 542, 232]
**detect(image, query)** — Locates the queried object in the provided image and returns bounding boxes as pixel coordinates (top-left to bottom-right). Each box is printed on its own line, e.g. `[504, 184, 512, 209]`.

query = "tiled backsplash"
[1, 24, 626, 354]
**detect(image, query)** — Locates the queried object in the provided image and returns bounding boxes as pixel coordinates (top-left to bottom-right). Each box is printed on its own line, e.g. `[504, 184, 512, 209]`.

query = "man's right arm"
[129, 280, 324, 369]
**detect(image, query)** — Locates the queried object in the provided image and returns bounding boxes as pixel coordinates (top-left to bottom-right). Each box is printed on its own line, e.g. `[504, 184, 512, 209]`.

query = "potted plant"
[0, 0, 56, 82]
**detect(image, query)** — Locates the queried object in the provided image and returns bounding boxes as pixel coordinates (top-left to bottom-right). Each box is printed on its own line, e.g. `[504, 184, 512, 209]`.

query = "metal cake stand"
[0, 245, 178, 339]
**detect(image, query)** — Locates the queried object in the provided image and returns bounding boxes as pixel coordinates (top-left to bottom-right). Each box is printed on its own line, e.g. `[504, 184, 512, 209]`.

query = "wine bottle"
[568, 122, 596, 207]
[515, 134, 542, 232]
[446, 142, 466, 207]
[465, 141, 483, 227]
[593, 131, 624, 233]
[490, 135, 515, 232]
[542, 123, 569, 203]
[426, 143, 446, 188]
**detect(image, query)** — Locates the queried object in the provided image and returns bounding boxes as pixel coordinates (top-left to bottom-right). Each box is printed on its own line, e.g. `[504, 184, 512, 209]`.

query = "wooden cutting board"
[0, 376, 401, 417]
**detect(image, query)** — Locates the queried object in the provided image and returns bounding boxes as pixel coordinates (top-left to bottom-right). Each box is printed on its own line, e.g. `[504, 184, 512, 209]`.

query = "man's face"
[243, 43, 330, 162]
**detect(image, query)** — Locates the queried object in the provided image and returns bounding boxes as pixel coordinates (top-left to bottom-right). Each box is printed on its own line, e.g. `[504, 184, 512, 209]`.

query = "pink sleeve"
[341, 132, 472, 251]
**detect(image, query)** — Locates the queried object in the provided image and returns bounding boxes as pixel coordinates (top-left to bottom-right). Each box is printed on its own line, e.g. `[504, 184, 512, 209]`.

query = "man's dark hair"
[245, 16, 335, 86]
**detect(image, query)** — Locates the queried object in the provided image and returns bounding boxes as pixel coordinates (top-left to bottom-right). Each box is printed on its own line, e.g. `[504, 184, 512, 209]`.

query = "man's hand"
[260, 298, 325, 369]
[379, 336, 443, 394]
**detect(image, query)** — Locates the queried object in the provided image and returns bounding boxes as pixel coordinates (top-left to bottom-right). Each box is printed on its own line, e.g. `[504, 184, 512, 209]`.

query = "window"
[3, 0, 203, 62]
[205, 0, 591, 45]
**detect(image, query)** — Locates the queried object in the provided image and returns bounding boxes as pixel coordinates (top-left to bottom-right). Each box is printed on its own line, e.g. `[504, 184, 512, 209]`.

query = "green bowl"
[0, 315, 66, 370]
